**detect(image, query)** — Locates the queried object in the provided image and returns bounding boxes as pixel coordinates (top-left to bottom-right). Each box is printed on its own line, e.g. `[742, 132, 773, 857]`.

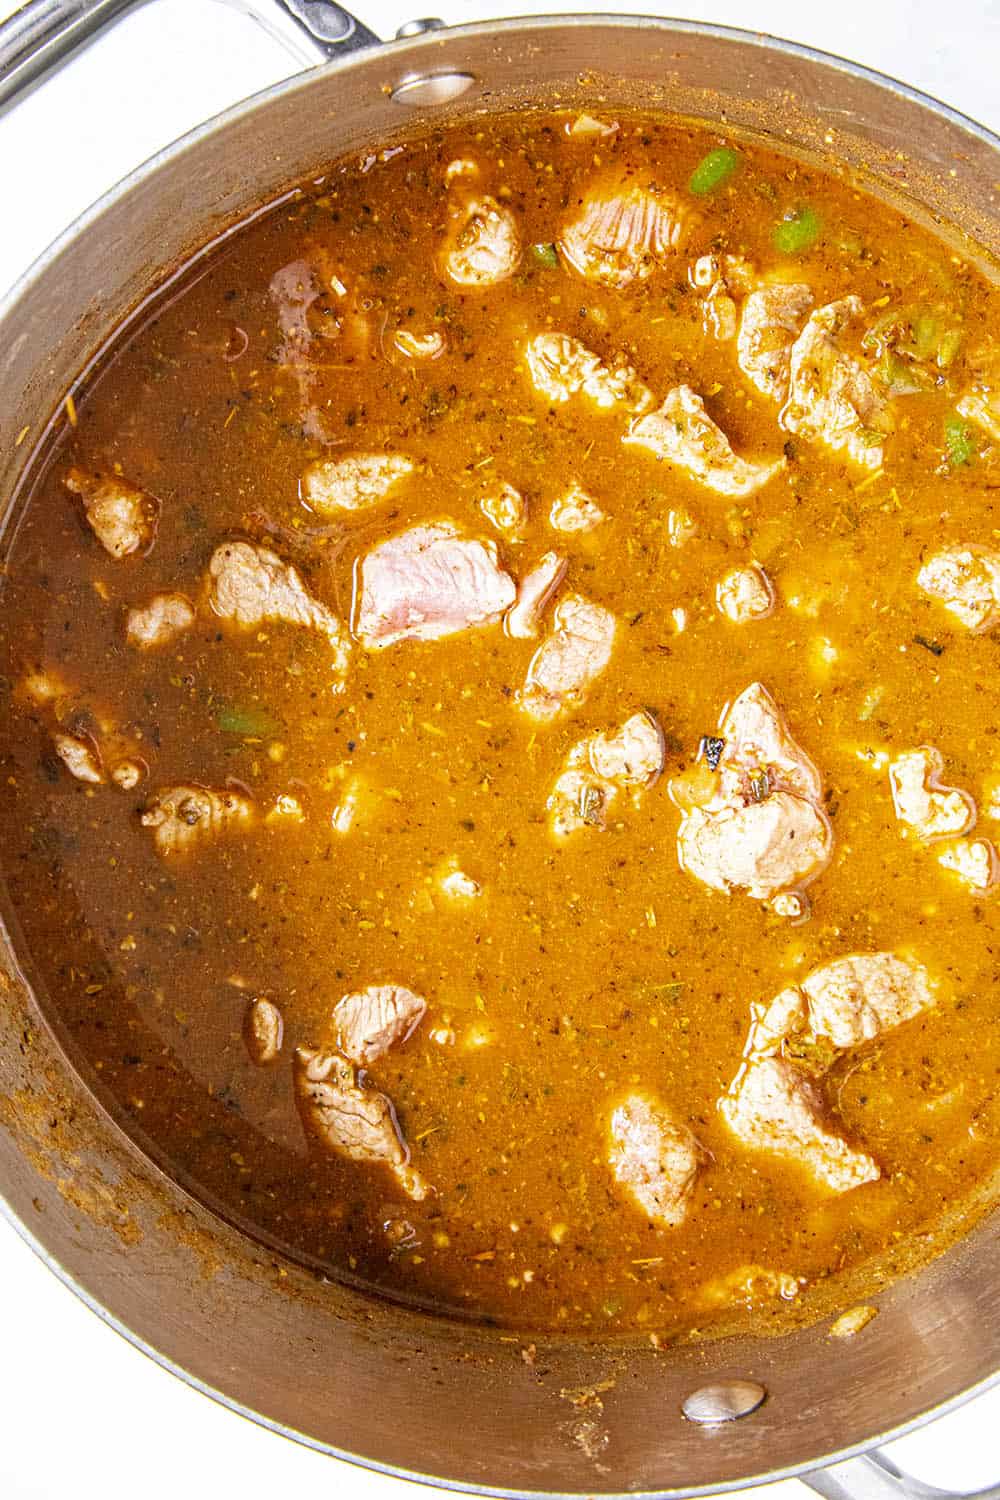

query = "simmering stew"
[2, 111, 998, 1338]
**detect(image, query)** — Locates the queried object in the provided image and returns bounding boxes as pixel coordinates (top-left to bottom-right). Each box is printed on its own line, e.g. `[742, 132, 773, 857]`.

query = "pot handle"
[0, 0, 379, 115]
[805, 1449, 1000, 1500]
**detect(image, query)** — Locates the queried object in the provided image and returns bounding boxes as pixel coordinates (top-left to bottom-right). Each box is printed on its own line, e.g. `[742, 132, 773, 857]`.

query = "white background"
[0, 1, 999, 1496]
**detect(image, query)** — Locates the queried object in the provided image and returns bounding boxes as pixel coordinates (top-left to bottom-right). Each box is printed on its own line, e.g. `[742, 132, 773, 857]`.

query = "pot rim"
[1, 13, 998, 1495]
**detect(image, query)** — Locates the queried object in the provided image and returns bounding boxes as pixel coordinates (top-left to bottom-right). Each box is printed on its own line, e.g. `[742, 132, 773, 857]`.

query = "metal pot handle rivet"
[682, 1380, 768, 1424]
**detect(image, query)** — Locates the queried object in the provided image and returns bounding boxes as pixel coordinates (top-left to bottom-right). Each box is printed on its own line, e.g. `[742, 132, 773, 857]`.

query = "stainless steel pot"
[0, 7, 997, 1497]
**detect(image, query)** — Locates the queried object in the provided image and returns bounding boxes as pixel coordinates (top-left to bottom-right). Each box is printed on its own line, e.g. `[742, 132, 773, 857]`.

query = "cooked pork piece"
[301, 453, 413, 515]
[625, 386, 784, 498]
[548, 767, 612, 838]
[356, 521, 516, 648]
[916, 545, 1000, 633]
[506, 551, 567, 639]
[938, 837, 999, 894]
[608, 1092, 701, 1228]
[718, 682, 824, 805]
[65, 467, 159, 559]
[673, 683, 832, 904]
[334, 983, 428, 1066]
[748, 953, 935, 1056]
[801, 953, 936, 1048]
[559, 181, 694, 289]
[295, 1047, 428, 1200]
[125, 592, 196, 650]
[479, 482, 528, 538]
[589, 711, 664, 785]
[109, 759, 145, 792]
[140, 784, 255, 855]
[549, 485, 606, 534]
[889, 747, 976, 841]
[548, 711, 663, 837]
[782, 296, 892, 471]
[244, 997, 284, 1065]
[957, 391, 1000, 444]
[716, 564, 775, 623]
[737, 284, 813, 401]
[691, 252, 756, 342]
[441, 195, 521, 287]
[667, 508, 698, 547]
[52, 731, 103, 784]
[678, 792, 832, 902]
[519, 593, 616, 721]
[720, 1057, 880, 1194]
[524, 333, 653, 414]
[207, 541, 350, 681]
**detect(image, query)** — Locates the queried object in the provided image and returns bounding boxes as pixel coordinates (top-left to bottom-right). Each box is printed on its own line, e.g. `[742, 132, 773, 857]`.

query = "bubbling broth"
[1, 110, 999, 1337]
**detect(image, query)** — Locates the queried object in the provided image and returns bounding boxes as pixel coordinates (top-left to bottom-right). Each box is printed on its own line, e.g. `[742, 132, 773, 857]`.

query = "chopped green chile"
[530, 242, 559, 268]
[216, 704, 282, 737]
[688, 146, 740, 196]
[2, 108, 999, 1344]
[944, 414, 976, 466]
[773, 206, 821, 253]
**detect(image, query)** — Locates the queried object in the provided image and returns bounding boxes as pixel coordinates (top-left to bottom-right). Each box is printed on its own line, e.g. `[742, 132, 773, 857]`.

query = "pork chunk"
[608, 1093, 700, 1228]
[140, 784, 255, 855]
[957, 390, 1000, 445]
[52, 731, 103, 784]
[559, 182, 694, 290]
[65, 468, 159, 559]
[519, 594, 616, 721]
[442, 195, 520, 287]
[938, 837, 998, 894]
[625, 386, 784, 498]
[916, 545, 1000, 633]
[720, 1057, 879, 1194]
[295, 1048, 428, 1200]
[782, 297, 892, 471]
[718, 682, 824, 804]
[548, 711, 664, 837]
[480, 482, 528, 538]
[673, 683, 832, 905]
[889, 747, 976, 842]
[207, 541, 350, 681]
[801, 953, 936, 1048]
[506, 551, 567, 639]
[334, 983, 427, 1066]
[356, 521, 516, 648]
[549, 485, 606, 534]
[716, 564, 775, 623]
[125, 593, 195, 650]
[301, 453, 413, 515]
[524, 333, 653, 415]
[589, 711, 664, 785]
[678, 792, 832, 902]
[748, 954, 935, 1058]
[244, 997, 284, 1065]
[737, 284, 813, 401]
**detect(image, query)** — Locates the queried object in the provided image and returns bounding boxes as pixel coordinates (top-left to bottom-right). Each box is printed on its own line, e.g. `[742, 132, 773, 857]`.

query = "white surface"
[0, 1, 998, 1496]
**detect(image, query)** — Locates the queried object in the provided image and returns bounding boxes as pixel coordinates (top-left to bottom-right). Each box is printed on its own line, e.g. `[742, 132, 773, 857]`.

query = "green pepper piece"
[689, 147, 740, 196]
[530, 242, 559, 269]
[944, 414, 975, 467]
[773, 206, 821, 254]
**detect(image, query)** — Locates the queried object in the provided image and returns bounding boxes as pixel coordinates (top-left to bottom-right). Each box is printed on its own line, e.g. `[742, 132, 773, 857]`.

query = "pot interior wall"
[0, 19, 998, 1495]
